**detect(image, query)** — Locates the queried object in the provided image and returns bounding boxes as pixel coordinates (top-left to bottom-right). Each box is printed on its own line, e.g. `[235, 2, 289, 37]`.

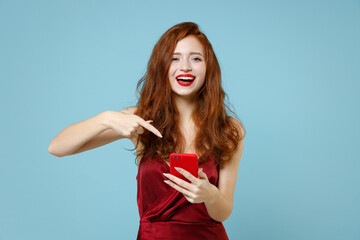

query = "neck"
[172, 94, 196, 124]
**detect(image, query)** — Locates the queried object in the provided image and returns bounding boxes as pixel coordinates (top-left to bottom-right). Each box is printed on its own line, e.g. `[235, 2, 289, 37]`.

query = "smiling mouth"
[176, 75, 196, 86]
[177, 76, 194, 81]
[176, 76, 195, 86]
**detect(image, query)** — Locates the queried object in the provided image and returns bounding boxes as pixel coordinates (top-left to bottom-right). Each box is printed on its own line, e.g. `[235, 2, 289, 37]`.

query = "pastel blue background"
[1, 0, 359, 239]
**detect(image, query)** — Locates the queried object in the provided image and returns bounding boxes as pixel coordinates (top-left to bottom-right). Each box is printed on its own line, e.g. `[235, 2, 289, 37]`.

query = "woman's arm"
[48, 111, 118, 157]
[48, 108, 162, 157]
[204, 133, 244, 222]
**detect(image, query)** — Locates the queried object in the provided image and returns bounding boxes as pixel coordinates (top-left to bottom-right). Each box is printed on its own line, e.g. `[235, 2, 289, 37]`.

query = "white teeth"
[176, 77, 195, 80]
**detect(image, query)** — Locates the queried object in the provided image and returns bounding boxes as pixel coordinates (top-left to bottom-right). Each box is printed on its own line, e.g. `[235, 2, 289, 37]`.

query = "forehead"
[173, 36, 204, 54]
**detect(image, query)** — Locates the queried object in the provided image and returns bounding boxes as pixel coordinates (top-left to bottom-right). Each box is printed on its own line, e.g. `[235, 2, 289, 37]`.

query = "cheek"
[168, 66, 176, 79]
[196, 62, 205, 71]
[168, 66, 173, 77]
[197, 65, 206, 78]
[169, 62, 177, 72]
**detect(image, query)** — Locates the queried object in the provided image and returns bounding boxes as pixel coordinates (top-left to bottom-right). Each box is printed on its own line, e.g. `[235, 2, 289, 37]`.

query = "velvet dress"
[136, 154, 229, 240]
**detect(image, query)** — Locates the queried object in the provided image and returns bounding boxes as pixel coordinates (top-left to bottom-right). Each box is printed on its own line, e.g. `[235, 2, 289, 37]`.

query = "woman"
[49, 22, 245, 239]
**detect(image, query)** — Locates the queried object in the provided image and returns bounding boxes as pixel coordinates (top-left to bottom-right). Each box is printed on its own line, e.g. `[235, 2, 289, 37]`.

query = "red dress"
[136, 155, 229, 240]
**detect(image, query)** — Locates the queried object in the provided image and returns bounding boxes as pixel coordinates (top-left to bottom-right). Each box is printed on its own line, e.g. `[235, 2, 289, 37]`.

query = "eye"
[172, 57, 179, 61]
[193, 57, 202, 62]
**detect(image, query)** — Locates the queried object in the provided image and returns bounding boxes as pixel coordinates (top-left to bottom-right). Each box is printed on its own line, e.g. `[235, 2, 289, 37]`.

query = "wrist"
[206, 184, 220, 205]
[97, 111, 113, 130]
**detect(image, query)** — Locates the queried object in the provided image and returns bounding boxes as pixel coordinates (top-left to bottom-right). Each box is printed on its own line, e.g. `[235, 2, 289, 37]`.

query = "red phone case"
[170, 153, 198, 182]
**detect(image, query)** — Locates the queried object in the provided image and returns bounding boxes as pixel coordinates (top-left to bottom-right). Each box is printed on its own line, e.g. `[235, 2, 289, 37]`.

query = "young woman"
[49, 22, 245, 240]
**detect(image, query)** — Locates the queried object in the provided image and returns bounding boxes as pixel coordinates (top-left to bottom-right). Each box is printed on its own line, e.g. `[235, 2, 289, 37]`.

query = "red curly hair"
[134, 22, 245, 168]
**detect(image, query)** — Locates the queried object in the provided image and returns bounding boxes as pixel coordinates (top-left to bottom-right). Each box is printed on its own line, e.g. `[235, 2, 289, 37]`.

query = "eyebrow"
[173, 52, 203, 56]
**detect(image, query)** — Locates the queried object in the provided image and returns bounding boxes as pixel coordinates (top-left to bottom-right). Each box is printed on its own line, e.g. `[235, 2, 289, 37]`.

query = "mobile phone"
[170, 153, 198, 182]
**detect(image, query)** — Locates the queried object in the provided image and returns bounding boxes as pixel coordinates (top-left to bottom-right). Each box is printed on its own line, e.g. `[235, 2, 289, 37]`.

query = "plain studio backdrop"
[0, 0, 359, 239]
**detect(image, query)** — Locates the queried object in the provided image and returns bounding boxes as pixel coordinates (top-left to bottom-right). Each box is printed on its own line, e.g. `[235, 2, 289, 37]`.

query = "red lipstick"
[176, 74, 196, 78]
[176, 74, 196, 87]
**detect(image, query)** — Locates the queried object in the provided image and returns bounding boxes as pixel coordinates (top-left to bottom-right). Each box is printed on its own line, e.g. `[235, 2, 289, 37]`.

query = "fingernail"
[174, 167, 179, 170]
[146, 120, 153, 123]
[164, 180, 169, 184]
[157, 133, 163, 138]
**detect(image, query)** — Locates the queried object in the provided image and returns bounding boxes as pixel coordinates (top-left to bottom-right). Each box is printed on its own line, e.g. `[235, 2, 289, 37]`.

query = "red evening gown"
[136, 154, 229, 240]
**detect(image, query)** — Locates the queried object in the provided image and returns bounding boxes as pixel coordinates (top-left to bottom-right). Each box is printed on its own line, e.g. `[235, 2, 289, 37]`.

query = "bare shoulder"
[121, 106, 138, 114]
[229, 117, 246, 139]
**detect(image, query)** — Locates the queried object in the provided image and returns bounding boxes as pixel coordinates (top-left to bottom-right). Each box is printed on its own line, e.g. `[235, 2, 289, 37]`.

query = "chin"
[170, 80, 203, 98]
[172, 90, 198, 98]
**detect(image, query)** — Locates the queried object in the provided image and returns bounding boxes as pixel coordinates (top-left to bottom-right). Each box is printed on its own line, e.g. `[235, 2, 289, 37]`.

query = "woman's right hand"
[103, 110, 162, 139]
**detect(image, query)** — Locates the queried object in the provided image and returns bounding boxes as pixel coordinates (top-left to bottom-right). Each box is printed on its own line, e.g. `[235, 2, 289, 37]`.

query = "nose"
[180, 59, 192, 71]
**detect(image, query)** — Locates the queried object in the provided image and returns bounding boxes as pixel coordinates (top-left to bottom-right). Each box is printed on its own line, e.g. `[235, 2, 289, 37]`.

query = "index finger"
[138, 119, 163, 138]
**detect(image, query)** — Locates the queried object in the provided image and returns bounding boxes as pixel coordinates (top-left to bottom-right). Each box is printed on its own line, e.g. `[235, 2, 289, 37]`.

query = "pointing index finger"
[138, 119, 162, 138]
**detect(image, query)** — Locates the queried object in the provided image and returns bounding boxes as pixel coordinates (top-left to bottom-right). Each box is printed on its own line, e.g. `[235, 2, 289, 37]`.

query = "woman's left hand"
[163, 168, 218, 204]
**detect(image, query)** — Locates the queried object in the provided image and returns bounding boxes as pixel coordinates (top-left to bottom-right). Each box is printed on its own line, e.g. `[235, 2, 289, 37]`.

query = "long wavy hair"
[134, 22, 245, 168]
